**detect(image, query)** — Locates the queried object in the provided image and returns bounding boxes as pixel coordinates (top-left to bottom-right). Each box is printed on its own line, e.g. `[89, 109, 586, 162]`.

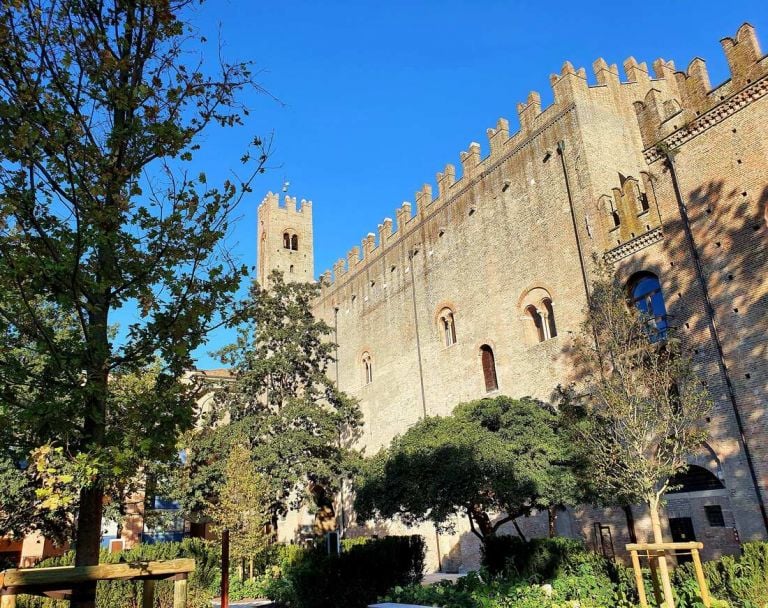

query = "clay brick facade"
[257, 24, 768, 571]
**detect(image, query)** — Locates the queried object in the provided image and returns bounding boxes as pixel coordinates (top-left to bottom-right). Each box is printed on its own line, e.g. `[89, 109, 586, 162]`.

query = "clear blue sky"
[182, 0, 768, 368]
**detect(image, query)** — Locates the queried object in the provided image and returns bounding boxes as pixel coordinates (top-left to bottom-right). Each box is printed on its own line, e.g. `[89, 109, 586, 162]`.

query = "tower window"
[527, 305, 545, 342]
[521, 288, 558, 344]
[480, 345, 498, 392]
[283, 232, 290, 249]
[291, 234, 299, 251]
[438, 308, 457, 347]
[362, 352, 373, 385]
[289, 265, 294, 274]
[639, 192, 650, 213]
[543, 298, 557, 339]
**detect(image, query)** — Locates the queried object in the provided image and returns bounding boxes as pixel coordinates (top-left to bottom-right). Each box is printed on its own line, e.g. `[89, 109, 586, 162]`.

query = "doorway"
[669, 517, 696, 564]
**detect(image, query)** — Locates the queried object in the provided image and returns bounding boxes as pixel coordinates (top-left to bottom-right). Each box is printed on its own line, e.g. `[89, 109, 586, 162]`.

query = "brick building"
[258, 23, 768, 571]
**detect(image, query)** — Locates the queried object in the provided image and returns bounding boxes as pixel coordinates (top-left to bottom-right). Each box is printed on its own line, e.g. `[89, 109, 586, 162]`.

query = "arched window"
[629, 272, 668, 337]
[289, 265, 295, 274]
[542, 298, 557, 339]
[526, 305, 545, 342]
[667, 465, 724, 494]
[291, 234, 299, 251]
[362, 352, 373, 385]
[480, 345, 498, 392]
[521, 287, 558, 344]
[283, 232, 290, 249]
[611, 209, 621, 228]
[639, 192, 650, 213]
[438, 308, 457, 347]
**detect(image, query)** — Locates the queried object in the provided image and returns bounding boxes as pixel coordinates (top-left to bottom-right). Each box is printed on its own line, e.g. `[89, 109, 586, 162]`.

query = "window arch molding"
[359, 349, 374, 386]
[433, 301, 459, 348]
[281, 227, 299, 251]
[518, 286, 559, 344]
[479, 344, 498, 393]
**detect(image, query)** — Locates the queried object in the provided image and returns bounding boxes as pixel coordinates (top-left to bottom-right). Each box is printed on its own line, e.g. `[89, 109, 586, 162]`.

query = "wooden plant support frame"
[626, 542, 710, 608]
[0, 558, 195, 608]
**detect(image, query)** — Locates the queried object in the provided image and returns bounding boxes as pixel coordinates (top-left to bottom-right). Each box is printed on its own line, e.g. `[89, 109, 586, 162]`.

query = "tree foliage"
[207, 443, 270, 562]
[354, 395, 581, 543]
[561, 261, 712, 528]
[181, 271, 362, 532]
[0, 0, 269, 576]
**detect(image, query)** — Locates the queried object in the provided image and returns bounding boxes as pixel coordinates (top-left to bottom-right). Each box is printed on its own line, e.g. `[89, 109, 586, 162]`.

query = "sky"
[180, 0, 768, 368]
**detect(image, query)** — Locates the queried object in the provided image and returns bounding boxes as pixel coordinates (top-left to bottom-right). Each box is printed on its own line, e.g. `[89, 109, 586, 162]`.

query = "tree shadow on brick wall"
[551, 172, 768, 544]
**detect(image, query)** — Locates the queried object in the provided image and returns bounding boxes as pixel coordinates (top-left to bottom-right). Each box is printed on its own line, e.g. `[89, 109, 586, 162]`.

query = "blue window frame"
[630, 273, 668, 338]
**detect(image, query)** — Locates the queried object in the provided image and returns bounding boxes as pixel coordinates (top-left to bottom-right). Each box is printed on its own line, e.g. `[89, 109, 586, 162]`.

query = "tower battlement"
[635, 23, 768, 155]
[308, 24, 766, 299]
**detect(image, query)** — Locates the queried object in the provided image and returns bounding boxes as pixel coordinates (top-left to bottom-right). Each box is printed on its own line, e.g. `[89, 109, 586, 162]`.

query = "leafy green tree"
[0, 0, 269, 595]
[207, 444, 271, 569]
[182, 271, 362, 536]
[562, 262, 712, 603]
[354, 396, 581, 545]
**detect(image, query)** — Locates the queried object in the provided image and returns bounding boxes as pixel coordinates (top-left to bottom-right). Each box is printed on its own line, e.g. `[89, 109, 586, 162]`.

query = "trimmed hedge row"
[265, 534, 425, 608]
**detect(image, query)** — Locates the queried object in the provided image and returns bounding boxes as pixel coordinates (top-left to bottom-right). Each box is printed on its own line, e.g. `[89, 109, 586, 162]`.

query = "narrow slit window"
[480, 345, 498, 392]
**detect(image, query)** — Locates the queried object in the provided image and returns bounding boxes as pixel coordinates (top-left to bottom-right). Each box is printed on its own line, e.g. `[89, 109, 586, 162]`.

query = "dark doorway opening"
[669, 517, 696, 564]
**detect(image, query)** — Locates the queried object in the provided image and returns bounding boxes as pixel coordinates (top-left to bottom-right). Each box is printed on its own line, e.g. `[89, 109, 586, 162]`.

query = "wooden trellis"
[626, 542, 710, 608]
[0, 558, 195, 608]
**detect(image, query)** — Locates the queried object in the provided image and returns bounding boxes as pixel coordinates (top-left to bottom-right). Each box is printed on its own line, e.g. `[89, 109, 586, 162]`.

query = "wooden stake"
[691, 548, 711, 608]
[0, 594, 17, 608]
[142, 579, 155, 608]
[221, 529, 229, 608]
[648, 551, 664, 607]
[630, 550, 649, 608]
[173, 576, 187, 608]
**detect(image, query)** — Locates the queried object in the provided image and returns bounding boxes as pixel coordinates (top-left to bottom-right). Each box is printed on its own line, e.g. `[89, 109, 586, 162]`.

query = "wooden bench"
[0, 558, 195, 608]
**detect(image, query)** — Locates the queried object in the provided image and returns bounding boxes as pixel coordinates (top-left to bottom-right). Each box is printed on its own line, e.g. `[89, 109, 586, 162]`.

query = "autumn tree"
[563, 262, 712, 602]
[182, 271, 361, 536]
[354, 396, 581, 546]
[0, 2, 269, 603]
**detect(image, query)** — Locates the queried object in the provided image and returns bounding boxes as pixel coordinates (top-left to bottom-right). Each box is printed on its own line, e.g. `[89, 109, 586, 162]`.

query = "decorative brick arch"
[518, 286, 558, 344]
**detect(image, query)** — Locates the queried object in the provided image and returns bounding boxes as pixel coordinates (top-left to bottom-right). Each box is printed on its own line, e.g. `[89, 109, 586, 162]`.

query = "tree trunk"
[72, 321, 110, 608]
[547, 506, 558, 538]
[649, 498, 675, 608]
[71, 485, 104, 608]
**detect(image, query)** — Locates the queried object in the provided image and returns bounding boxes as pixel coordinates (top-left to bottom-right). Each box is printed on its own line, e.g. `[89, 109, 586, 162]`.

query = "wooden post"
[630, 550, 649, 608]
[221, 529, 229, 608]
[691, 548, 711, 608]
[142, 579, 156, 608]
[648, 551, 664, 607]
[0, 594, 17, 608]
[173, 575, 187, 608]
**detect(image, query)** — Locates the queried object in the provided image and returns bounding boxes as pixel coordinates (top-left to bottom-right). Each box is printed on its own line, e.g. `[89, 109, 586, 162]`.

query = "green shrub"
[481, 535, 611, 581]
[272, 534, 425, 608]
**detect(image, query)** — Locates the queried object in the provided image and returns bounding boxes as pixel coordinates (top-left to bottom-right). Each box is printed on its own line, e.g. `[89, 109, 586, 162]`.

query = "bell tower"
[257, 192, 314, 286]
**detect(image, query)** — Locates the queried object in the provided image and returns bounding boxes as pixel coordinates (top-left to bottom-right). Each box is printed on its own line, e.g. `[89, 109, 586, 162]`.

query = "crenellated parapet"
[259, 191, 313, 215]
[317, 23, 765, 297]
[635, 23, 768, 157]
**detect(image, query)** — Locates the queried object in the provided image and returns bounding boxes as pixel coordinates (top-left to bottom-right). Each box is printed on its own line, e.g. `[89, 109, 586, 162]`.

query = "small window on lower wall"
[704, 505, 725, 527]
